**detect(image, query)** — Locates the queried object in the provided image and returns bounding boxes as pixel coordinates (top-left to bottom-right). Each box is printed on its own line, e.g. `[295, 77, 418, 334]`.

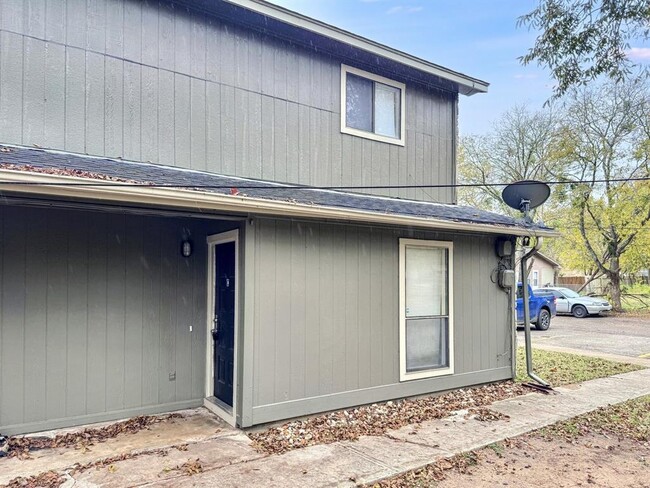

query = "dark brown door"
[212, 241, 236, 407]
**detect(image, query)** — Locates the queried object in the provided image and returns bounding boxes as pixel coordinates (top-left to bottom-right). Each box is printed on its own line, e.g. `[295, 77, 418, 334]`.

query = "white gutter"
[224, 0, 489, 96]
[0, 170, 557, 237]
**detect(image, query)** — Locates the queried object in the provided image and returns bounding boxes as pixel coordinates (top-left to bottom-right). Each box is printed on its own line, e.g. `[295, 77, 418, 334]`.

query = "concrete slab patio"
[2, 368, 649, 488]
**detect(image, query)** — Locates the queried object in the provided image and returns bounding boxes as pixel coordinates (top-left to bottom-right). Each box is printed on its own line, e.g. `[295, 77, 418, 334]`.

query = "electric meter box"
[499, 269, 516, 288]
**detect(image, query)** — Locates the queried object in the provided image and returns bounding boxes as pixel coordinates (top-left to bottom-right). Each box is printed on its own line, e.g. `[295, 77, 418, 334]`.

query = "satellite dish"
[501, 180, 551, 222]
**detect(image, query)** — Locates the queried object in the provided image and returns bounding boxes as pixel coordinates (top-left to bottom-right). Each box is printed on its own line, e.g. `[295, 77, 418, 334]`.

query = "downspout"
[520, 236, 550, 387]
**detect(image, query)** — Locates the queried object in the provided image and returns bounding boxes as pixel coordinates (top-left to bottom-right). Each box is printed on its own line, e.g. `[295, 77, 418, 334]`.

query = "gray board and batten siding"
[246, 217, 512, 426]
[0, 0, 457, 204]
[0, 204, 240, 435]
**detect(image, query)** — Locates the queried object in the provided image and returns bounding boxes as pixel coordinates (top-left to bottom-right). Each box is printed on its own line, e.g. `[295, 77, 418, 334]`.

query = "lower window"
[399, 239, 454, 381]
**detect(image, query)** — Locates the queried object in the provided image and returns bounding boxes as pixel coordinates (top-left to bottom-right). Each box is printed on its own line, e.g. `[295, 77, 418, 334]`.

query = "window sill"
[341, 126, 405, 146]
[400, 366, 454, 382]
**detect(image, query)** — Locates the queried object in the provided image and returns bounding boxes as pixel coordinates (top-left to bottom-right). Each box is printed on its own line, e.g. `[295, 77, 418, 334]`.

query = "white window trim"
[399, 238, 454, 381]
[205, 229, 240, 427]
[340, 64, 406, 146]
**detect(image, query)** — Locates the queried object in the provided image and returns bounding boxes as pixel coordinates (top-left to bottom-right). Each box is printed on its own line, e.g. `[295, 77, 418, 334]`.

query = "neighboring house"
[529, 252, 560, 288]
[0, 0, 553, 435]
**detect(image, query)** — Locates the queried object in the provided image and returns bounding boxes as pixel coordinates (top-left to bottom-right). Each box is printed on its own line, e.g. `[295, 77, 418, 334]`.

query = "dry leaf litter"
[249, 381, 526, 454]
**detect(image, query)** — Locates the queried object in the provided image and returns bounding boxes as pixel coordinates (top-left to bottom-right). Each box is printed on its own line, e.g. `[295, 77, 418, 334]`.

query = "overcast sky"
[269, 0, 650, 137]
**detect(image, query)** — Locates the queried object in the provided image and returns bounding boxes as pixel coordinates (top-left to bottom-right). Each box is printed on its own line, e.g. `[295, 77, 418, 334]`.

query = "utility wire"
[0, 176, 649, 189]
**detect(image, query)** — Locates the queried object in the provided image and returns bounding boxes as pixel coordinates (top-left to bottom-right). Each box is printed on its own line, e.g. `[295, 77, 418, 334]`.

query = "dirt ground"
[437, 434, 650, 488]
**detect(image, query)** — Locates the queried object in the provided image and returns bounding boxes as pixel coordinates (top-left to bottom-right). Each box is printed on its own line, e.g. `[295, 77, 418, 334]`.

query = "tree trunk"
[608, 256, 623, 311]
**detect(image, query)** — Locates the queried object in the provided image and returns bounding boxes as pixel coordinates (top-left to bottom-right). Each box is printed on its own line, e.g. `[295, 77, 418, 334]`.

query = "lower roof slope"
[0, 145, 554, 236]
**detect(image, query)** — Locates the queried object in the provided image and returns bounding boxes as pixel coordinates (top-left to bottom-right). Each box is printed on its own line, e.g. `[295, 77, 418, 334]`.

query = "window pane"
[406, 317, 448, 372]
[346, 74, 373, 132]
[374, 82, 400, 138]
[405, 246, 448, 318]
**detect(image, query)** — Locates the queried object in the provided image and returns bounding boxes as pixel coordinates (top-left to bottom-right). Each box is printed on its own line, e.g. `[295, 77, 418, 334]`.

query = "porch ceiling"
[0, 145, 557, 237]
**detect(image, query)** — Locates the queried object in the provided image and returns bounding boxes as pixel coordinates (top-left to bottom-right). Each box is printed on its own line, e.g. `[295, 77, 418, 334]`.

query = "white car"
[536, 287, 612, 318]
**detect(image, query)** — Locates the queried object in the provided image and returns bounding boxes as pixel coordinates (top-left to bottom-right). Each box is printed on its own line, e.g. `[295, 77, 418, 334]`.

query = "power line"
[0, 175, 649, 190]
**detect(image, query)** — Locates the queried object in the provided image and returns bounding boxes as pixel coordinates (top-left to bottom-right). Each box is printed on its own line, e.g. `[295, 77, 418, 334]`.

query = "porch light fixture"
[181, 240, 193, 258]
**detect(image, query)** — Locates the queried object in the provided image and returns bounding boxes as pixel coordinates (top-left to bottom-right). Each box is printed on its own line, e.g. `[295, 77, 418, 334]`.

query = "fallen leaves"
[249, 381, 526, 454]
[2, 471, 65, 488]
[0, 163, 144, 185]
[174, 459, 203, 476]
[5, 414, 182, 459]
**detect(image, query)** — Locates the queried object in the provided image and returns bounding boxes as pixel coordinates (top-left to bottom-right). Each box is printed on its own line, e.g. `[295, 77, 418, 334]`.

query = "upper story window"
[341, 65, 406, 146]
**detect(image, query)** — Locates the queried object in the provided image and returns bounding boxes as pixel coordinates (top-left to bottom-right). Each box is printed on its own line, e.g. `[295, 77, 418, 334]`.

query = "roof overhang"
[0, 170, 557, 237]
[175, 0, 488, 96]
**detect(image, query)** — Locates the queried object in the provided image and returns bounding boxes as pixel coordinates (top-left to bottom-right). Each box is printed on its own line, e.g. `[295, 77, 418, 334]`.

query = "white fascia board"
[224, 0, 489, 96]
[0, 170, 557, 237]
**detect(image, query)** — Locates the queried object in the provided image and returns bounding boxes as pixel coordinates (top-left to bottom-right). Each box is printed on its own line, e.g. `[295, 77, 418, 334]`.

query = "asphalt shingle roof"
[0, 145, 552, 234]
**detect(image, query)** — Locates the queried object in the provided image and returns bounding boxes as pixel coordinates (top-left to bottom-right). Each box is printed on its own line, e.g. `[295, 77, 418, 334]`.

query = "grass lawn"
[515, 347, 644, 386]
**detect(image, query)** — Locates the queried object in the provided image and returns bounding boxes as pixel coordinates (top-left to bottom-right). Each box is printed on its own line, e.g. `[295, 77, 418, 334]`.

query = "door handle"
[211, 316, 219, 340]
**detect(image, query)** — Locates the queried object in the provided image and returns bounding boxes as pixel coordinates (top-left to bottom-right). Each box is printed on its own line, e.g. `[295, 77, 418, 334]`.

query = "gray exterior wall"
[0, 0, 457, 203]
[243, 217, 512, 426]
[0, 204, 237, 435]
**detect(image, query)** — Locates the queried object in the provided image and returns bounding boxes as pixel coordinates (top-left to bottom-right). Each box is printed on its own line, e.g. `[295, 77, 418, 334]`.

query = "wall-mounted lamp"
[181, 240, 192, 258]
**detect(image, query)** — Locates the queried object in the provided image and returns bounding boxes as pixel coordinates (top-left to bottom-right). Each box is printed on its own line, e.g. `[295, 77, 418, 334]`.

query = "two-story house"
[0, 0, 553, 435]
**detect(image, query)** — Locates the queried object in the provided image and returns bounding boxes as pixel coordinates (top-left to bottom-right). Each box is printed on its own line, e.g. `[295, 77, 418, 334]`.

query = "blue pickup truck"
[516, 284, 556, 330]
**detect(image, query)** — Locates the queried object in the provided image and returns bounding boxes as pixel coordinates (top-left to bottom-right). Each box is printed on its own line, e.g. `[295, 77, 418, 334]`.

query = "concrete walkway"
[3, 368, 649, 487]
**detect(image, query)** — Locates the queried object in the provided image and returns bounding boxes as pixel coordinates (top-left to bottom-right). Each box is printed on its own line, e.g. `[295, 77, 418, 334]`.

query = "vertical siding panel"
[123, 61, 142, 161]
[260, 96, 274, 180]
[357, 228, 371, 388]
[298, 104, 310, 184]
[388, 145, 399, 198]
[190, 77, 207, 170]
[190, 13, 207, 79]
[287, 102, 301, 183]
[174, 227, 193, 402]
[66, 0, 87, 48]
[273, 221, 291, 402]
[141, 219, 161, 406]
[66, 212, 89, 418]
[205, 18, 220, 83]
[65, 47, 86, 153]
[330, 226, 347, 393]
[220, 84, 236, 175]
[341, 136, 352, 189]
[318, 225, 333, 395]
[247, 32, 262, 95]
[234, 28, 249, 90]
[351, 138, 362, 188]
[289, 222, 306, 401]
[86, 213, 108, 415]
[85, 51, 105, 155]
[123, 0, 142, 63]
[344, 227, 359, 391]
[124, 217, 144, 408]
[256, 220, 276, 405]
[190, 230, 206, 400]
[158, 2, 175, 71]
[309, 108, 320, 185]
[248, 92, 262, 179]
[273, 41, 287, 100]
[44, 42, 66, 148]
[1, 0, 23, 32]
[235, 88, 249, 176]
[1, 212, 26, 426]
[286, 46, 299, 102]
[45, 0, 66, 43]
[141, 66, 159, 164]
[297, 50, 310, 105]
[330, 111, 342, 187]
[205, 81, 222, 173]
[219, 24, 235, 87]
[23, 210, 48, 423]
[106, 0, 126, 58]
[0, 32, 24, 144]
[158, 70, 175, 165]
[174, 5, 191, 75]
[369, 232, 383, 387]
[415, 132, 425, 201]
[319, 110, 331, 188]
[23, 38, 46, 147]
[304, 223, 320, 398]
[174, 73, 191, 166]
[86, 0, 106, 53]
[105, 214, 127, 412]
[273, 98, 287, 182]
[381, 232, 397, 384]
[46, 211, 68, 421]
[260, 38, 274, 97]
[158, 221, 177, 404]
[140, 0, 159, 67]
[104, 57, 124, 157]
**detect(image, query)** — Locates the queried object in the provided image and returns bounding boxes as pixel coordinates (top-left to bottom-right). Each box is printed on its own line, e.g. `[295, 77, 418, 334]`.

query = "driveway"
[517, 314, 650, 359]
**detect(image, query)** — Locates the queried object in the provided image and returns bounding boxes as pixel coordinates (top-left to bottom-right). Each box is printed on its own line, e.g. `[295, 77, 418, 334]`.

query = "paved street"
[517, 314, 650, 359]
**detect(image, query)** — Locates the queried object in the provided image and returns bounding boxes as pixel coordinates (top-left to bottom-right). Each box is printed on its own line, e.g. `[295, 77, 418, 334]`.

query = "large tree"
[554, 79, 650, 309]
[458, 105, 562, 216]
[519, 0, 650, 99]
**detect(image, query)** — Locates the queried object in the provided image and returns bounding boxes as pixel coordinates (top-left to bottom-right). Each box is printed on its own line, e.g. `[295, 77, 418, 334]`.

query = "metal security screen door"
[213, 241, 235, 407]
